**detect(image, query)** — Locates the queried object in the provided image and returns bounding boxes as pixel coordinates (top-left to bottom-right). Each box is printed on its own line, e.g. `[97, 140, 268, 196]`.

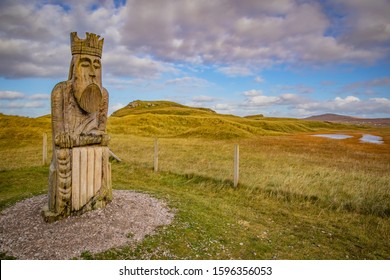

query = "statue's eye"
[81, 62, 90, 67]
[93, 63, 101, 69]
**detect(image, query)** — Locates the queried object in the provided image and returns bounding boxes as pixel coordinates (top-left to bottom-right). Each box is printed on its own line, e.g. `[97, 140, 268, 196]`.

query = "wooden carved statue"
[42, 32, 112, 222]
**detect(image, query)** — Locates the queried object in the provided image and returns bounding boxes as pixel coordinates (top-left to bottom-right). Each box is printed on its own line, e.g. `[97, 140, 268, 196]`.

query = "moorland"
[1, 100, 389, 259]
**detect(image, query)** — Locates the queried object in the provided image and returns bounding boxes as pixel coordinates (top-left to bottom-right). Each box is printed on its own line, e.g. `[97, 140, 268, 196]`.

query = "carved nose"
[89, 66, 96, 77]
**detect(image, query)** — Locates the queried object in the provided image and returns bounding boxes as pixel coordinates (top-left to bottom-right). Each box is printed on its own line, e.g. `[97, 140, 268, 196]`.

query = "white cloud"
[104, 76, 153, 90]
[0, 100, 45, 109]
[331, 0, 390, 46]
[370, 97, 390, 105]
[291, 35, 381, 63]
[0, 0, 388, 80]
[243, 90, 263, 97]
[279, 84, 315, 94]
[217, 66, 253, 77]
[241, 90, 281, 107]
[334, 95, 360, 105]
[249, 95, 280, 106]
[214, 103, 235, 113]
[255, 76, 264, 83]
[104, 47, 177, 79]
[239, 90, 390, 117]
[25, 101, 46, 108]
[119, 0, 387, 68]
[185, 95, 219, 110]
[123, 0, 389, 68]
[344, 77, 390, 91]
[241, 90, 306, 107]
[192, 95, 216, 102]
[165, 77, 211, 88]
[0, 0, 173, 79]
[29, 93, 50, 100]
[215, 103, 232, 110]
[296, 96, 390, 116]
[279, 93, 307, 105]
[237, 90, 390, 117]
[109, 102, 126, 115]
[241, 90, 307, 107]
[0, 2, 71, 78]
[0, 90, 24, 99]
[0, 90, 49, 113]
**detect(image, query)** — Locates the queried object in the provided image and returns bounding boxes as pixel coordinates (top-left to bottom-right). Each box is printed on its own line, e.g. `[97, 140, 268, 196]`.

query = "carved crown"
[70, 32, 104, 58]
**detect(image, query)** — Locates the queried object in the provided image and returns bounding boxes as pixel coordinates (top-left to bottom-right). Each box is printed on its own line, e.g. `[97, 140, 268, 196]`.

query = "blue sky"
[0, 0, 389, 118]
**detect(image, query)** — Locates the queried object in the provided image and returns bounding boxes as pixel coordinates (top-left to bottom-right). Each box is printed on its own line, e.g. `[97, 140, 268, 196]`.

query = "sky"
[0, 0, 389, 118]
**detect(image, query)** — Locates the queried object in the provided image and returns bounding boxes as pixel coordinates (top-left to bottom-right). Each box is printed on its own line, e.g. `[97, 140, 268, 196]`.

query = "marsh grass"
[110, 131, 390, 217]
[0, 112, 389, 259]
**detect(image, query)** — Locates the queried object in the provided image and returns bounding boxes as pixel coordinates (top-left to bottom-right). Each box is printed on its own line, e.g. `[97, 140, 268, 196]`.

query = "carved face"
[70, 54, 103, 113]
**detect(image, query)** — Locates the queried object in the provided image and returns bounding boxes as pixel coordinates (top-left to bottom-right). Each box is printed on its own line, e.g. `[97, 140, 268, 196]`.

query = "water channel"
[313, 134, 384, 144]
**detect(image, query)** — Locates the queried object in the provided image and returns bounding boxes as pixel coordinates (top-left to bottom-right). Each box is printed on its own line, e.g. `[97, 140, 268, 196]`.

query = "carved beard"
[74, 83, 102, 113]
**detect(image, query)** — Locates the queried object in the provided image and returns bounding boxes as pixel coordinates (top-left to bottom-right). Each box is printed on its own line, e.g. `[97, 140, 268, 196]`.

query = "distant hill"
[244, 114, 264, 120]
[304, 113, 390, 127]
[108, 100, 351, 139]
[111, 100, 216, 117]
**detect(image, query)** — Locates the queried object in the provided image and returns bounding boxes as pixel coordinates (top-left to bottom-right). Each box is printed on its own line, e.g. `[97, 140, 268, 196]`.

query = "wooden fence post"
[42, 132, 48, 165]
[154, 138, 159, 172]
[234, 144, 239, 187]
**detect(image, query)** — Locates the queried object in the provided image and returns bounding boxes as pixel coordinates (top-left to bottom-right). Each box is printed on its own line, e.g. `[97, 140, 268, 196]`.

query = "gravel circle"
[0, 190, 174, 259]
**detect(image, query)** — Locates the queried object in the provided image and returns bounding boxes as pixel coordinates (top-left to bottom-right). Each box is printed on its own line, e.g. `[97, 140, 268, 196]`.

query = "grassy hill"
[111, 100, 216, 117]
[108, 100, 351, 138]
[0, 113, 51, 148]
[0, 113, 51, 170]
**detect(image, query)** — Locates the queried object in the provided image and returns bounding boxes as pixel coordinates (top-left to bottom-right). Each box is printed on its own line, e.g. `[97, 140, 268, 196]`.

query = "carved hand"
[55, 133, 73, 148]
[75, 132, 109, 146]
[55, 132, 110, 147]
[100, 134, 110, 146]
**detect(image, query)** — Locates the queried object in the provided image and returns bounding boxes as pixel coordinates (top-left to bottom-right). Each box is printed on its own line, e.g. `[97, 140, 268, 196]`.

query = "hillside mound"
[108, 100, 349, 139]
[111, 100, 216, 117]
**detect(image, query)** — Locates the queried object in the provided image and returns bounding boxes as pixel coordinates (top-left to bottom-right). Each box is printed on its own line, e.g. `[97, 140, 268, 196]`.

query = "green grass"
[0, 166, 48, 211]
[0, 106, 389, 259]
[90, 163, 390, 260]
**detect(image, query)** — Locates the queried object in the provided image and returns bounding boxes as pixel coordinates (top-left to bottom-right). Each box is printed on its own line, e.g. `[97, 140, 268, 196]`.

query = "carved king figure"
[42, 32, 112, 222]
